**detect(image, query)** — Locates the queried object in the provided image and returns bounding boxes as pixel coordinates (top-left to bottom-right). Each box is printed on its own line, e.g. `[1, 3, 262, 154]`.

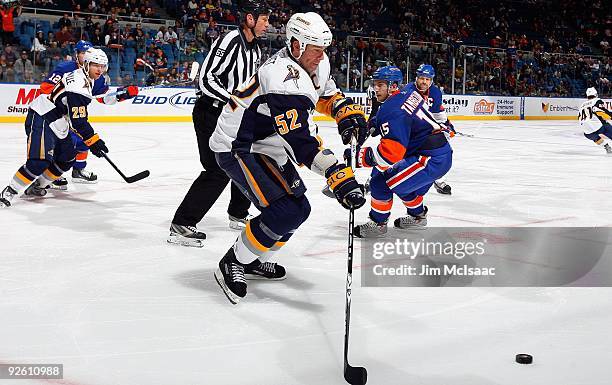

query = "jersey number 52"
[274, 109, 301, 135]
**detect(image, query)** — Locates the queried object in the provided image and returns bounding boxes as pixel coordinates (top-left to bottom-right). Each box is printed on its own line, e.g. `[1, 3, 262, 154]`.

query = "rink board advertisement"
[0, 83, 606, 122]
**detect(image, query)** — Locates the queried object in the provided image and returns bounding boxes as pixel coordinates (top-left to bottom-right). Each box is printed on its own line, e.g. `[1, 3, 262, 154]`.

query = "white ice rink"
[0, 120, 611, 385]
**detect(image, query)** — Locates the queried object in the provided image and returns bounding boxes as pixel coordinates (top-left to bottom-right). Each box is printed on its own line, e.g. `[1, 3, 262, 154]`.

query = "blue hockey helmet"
[372, 65, 404, 86]
[75, 40, 93, 54]
[416, 64, 435, 79]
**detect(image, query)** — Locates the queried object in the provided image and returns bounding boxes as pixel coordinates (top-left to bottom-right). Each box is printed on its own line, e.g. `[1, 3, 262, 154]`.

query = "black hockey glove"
[115, 85, 139, 102]
[325, 163, 366, 210]
[85, 134, 109, 157]
[332, 97, 368, 146]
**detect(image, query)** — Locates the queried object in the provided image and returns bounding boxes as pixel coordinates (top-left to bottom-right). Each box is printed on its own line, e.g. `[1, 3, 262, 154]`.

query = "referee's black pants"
[172, 97, 251, 226]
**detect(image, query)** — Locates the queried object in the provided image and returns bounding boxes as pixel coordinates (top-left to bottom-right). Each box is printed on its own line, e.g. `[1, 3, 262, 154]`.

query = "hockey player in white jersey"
[0, 49, 110, 208]
[210, 12, 367, 304]
[578, 87, 612, 154]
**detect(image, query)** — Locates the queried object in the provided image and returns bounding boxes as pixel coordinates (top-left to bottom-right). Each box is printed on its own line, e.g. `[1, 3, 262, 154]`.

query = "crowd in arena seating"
[0, 0, 609, 97]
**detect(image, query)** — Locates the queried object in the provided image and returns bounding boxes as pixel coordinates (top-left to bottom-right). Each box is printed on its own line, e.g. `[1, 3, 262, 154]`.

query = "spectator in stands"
[205, 18, 220, 47]
[155, 26, 167, 44]
[105, 28, 123, 48]
[165, 26, 179, 49]
[3, 44, 16, 67]
[55, 25, 74, 45]
[134, 28, 147, 55]
[0, 4, 21, 46]
[31, 31, 47, 64]
[14, 50, 33, 83]
[153, 47, 167, 70]
[57, 13, 72, 30]
[223, 9, 236, 24]
[91, 27, 104, 47]
[0, 54, 14, 82]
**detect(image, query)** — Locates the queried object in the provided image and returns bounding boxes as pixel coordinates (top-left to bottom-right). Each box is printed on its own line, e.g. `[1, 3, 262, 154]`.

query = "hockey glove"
[325, 163, 366, 210]
[367, 115, 382, 137]
[444, 120, 456, 138]
[332, 97, 368, 146]
[344, 147, 377, 168]
[84, 134, 109, 157]
[115, 85, 139, 102]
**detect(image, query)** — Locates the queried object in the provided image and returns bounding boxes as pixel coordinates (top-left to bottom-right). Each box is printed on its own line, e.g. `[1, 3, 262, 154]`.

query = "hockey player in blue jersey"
[0, 49, 112, 208]
[40, 40, 138, 187]
[407, 64, 454, 195]
[350, 65, 453, 238]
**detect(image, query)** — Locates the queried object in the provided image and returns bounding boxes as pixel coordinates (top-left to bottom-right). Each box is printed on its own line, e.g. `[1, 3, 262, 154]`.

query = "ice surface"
[0, 120, 610, 385]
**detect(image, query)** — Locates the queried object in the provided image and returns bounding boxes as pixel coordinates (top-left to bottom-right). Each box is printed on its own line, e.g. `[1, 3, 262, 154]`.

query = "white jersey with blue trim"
[210, 47, 339, 167]
[578, 97, 611, 134]
[29, 68, 96, 140]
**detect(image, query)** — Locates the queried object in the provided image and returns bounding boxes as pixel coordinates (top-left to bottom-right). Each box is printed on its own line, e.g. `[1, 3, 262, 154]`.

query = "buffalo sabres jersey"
[40, 60, 110, 97]
[210, 47, 340, 168]
[29, 68, 97, 141]
[578, 97, 611, 133]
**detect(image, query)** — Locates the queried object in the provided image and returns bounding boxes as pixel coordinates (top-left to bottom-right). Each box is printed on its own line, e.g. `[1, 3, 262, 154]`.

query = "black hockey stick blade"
[125, 170, 150, 183]
[102, 153, 150, 183]
[344, 364, 367, 385]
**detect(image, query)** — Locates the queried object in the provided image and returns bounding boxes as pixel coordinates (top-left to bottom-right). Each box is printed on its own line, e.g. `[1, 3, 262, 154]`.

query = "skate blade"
[394, 225, 427, 231]
[229, 222, 247, 230]
[166, 234, 204, 248]
[48, 184, 69, 191]
[71, 178, 98, 184]
[245, 274, 287, 281]
[355, 232, 387, 239]
[214, 268, 241, 304]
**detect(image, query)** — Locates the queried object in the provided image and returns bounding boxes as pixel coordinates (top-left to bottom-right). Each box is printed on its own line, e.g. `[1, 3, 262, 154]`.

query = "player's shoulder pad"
[377, 88, 412, 120]
[259, 50, 317, 104]
[429, 84, 443, 98]
[62, 69, 94, 98]
[314, 52, 331, 80]
[54, 60, 78, 74]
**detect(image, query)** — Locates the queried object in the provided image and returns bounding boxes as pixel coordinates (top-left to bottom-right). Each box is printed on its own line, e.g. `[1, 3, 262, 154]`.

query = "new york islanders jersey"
[41, 60, 109, 97]
[210, 47, 340, 168]
[29, 68, 98, 141]
[367, 88, 451, 170]
[404, 82, 447, 123]
[578, 97, 611, 133]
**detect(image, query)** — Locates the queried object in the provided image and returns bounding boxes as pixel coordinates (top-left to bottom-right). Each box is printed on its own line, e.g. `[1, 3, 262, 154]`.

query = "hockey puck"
[515, 354, 533, 364]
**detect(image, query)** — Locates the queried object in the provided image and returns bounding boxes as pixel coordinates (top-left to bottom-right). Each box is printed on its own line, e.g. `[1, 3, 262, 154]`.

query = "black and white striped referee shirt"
[197, 28, 262, 104]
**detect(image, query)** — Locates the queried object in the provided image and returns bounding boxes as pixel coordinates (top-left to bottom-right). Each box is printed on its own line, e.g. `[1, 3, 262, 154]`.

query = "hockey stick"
[455, 131, 474, 138]
[101, 153, 150, 183]
[343, 138, 368, 385]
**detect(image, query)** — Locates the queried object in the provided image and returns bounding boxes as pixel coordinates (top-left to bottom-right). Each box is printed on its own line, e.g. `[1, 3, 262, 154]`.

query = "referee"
[168, 0, 270, 247]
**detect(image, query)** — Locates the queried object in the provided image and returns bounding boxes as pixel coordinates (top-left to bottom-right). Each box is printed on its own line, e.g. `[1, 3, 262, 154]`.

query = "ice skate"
[23, 180, 47, 198]
[244, 259, 286, 280]
[394, 207, 428, 229]
[229, 214, 254, 230]
[49, 176, 68, 191]
[167, 223, 206, 247]
[354, 218, 388, 238]
[72, 168, 98, 184]
[214, 248, 247, 304]
[0, 186, 18, 208]
[434, 181, 452, 195]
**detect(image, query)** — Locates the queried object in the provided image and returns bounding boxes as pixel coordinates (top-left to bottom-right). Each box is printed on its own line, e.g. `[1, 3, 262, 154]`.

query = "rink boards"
[0, 83, 609, 123]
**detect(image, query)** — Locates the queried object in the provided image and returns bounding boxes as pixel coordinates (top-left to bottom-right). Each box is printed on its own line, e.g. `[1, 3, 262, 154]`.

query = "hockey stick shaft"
[101, 153, 150, 183]
[343, 138, 367, 385]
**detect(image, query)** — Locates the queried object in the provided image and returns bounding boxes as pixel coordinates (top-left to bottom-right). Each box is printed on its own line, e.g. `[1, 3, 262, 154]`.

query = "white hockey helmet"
[83, 48, 108, 72]
[286, 12, 332, 58]
[586, 87, 598, 98]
